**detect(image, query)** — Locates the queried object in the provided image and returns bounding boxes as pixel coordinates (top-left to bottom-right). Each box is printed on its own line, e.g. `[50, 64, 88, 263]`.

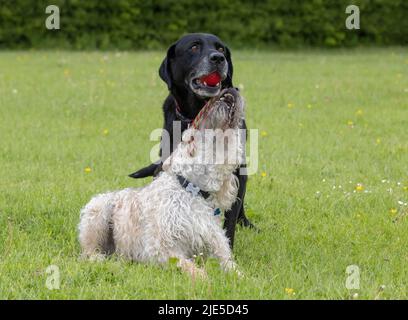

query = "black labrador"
[129, 33, 254, 248]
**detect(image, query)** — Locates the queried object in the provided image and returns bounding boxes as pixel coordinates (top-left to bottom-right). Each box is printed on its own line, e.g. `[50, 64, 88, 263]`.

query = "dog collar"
[173, 96, 213, 127]
[173, 97, 194, 124]
[176, 175, 210, 200]
[176, 175, 220, 216]
[175, 107, 193, 124]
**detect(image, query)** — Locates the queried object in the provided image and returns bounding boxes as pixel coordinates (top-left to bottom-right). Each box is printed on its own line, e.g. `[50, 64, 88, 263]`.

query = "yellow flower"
[285, 288, 295, 296]
[103, 129, 109, 136]
[287, 103, 294, 109]
[261, 172, 267, 177]
[355, 184, 364, 192]
[84, 167, 92, 173]
[390, 208, 398, 215]
[376, 138, 381, 144]
[63, 69, 70, 77]
[356, 109, 363, 116]
[307, 104, 312, 109]
[404, 186, 408, 191]
[347, 120, 354, 126]
[261, 130, 268, 137]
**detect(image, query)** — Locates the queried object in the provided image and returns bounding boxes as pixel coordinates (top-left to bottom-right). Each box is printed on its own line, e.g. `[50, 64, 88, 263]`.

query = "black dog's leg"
[129, 162, 160, 179]
[236, 180, 256, 228]
[224, 170, 247, 249]
[237, 205, 252, 227]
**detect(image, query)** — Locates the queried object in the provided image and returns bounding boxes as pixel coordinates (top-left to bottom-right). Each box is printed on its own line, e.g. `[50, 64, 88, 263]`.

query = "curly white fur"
[78, 90, 245, 277]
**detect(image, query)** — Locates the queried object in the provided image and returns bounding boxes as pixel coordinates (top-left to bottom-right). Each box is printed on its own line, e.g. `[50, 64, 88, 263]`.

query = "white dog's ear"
[214, 174, 239, 211]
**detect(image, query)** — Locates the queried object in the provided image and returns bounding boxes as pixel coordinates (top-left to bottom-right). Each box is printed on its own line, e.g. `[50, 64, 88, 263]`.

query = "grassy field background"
[0, 48, 407, 299]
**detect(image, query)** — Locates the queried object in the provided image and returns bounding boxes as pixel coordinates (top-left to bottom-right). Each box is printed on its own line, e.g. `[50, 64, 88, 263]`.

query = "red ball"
[201, 72, 221, 86]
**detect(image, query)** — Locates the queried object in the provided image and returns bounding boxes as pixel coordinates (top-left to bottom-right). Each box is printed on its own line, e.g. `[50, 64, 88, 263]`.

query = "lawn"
[0, 48, 407, 299]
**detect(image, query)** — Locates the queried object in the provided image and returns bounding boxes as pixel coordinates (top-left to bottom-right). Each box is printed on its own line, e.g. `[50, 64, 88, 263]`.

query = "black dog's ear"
[159, 43, 176, 90]
[223, 46, 234, 88]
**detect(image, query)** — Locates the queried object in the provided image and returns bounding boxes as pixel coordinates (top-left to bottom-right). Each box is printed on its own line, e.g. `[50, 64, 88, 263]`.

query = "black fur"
[129, 33, 254, 248]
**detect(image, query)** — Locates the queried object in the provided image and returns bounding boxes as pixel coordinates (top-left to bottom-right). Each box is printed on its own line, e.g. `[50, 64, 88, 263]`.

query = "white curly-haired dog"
[78, 88, 245, 277]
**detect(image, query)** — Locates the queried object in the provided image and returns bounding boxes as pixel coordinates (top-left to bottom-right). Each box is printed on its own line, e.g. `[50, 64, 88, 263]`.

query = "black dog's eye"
[217, 47, 225, 53]
[191, 44, 199, 53]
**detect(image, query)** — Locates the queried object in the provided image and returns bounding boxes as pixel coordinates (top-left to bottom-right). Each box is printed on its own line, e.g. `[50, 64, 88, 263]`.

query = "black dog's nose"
[209, 52, 225, 64]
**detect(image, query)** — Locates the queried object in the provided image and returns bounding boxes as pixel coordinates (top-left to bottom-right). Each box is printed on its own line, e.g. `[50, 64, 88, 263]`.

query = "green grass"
[0, 48, 407, 299]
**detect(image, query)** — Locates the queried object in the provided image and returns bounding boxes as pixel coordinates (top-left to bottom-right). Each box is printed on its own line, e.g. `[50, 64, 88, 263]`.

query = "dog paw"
[177, 258, 208, 280]
[234, 269, 244, 278]
[87, 253, 106, 262]
[193, 267, 208, 280]
[222, 260, 240, 274]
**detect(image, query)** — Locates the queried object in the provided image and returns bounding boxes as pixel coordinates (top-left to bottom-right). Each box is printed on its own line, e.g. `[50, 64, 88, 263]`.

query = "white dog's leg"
[207, 228, 242, 276]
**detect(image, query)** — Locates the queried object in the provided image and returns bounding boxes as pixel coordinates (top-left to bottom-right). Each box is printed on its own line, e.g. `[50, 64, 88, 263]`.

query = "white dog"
[78, 88, 245, 277]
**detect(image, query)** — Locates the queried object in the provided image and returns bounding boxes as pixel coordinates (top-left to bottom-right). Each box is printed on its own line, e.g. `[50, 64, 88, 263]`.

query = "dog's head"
[180, 88, 244, 162]
[163, 88, 244, 195]
[193, 88, 244, 131]
[159, 33, 233, 99]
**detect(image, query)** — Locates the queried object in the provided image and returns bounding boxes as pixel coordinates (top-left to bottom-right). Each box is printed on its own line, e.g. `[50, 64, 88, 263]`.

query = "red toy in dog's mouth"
[193, 72, 222, 87]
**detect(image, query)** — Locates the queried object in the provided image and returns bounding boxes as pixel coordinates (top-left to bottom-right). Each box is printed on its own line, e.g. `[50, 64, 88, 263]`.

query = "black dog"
[129, 33, 254, 248]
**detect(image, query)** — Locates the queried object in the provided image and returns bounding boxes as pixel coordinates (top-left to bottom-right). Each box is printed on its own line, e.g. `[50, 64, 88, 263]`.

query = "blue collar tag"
[177, 175, 210, 199]
[185, 182, 200, 196]
[214, 208, 221, 216]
